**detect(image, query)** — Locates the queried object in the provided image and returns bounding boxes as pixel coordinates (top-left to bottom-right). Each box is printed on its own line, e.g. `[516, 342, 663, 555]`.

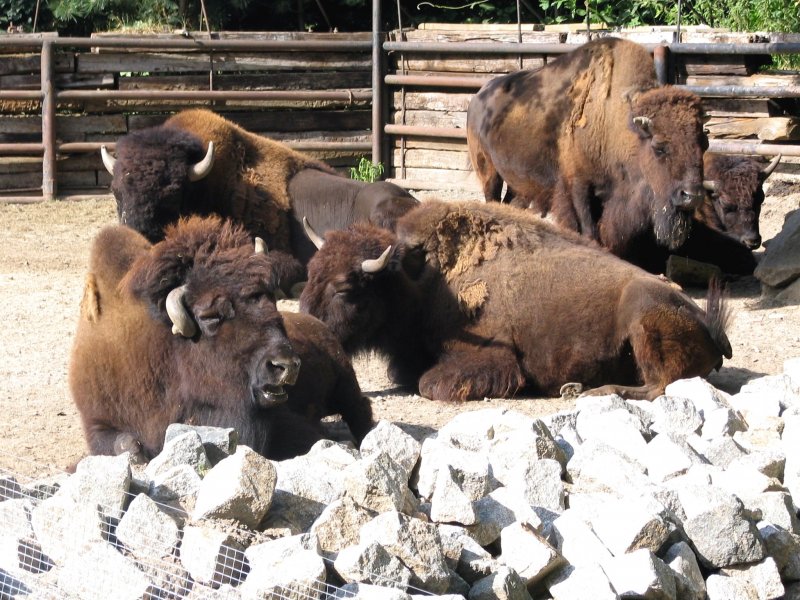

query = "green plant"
[349, 157, 384, 183]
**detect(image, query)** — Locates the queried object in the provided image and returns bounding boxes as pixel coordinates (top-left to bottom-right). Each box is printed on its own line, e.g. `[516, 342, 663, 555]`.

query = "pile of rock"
[756, 207, 800, 303]
[2, 358, 800, 599]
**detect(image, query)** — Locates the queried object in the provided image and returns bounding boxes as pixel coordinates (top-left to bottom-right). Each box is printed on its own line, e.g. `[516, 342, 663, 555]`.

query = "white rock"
[360, 420, 421, 476]
[601, 548, 676, 600]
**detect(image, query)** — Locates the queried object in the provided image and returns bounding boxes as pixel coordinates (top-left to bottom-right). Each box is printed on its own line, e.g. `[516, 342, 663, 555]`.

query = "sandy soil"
[1, 185, 799, 478]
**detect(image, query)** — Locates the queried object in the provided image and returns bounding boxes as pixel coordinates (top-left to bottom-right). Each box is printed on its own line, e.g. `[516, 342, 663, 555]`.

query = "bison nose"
[741, 233, 761, 249]
[673, 188, 704, 210]
[270, 352, 301, 387]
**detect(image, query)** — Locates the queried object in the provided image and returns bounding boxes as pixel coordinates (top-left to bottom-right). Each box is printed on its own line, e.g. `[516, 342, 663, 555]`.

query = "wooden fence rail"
[0, 16, 798, 201]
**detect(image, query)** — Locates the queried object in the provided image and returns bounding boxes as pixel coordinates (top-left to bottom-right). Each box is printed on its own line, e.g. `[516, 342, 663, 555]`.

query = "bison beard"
[653, 198, 693, 251]
[300, 201, 732, 402]
[69, 215, 372, 463]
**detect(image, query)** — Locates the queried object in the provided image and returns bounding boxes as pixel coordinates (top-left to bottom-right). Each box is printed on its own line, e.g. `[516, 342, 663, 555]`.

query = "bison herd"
[69, 37, 777, 463]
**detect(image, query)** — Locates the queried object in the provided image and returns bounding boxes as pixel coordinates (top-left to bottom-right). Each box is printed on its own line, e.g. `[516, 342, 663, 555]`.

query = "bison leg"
[468, 144, 505, 202]
[580, 382, 666, 401]
[418, 347, 525, 402]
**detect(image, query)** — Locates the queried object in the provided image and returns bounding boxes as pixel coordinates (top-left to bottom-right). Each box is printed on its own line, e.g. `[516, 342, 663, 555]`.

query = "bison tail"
[704, 277, 733, 359]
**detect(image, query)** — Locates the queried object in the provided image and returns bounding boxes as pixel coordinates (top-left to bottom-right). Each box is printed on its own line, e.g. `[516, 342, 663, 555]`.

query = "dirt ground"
[1, 184, 799, 479]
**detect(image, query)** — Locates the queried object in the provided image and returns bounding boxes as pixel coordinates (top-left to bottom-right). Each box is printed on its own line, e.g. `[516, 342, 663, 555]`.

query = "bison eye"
[197, 314, 223, 336]
[652, 143, 668, 158]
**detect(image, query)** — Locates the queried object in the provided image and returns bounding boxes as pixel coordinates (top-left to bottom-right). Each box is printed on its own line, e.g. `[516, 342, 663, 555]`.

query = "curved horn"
[703, 180, 718, 192]
[188, 141, 215, 182]
[632, 116, 652, 134]
[100, 145, 116, 175]
[302, 216, 325, 250]
[361, 245, 392, 274]
[165, 284, 197, 338]
[762, 154, 781, 178]
[254, 237, 268, 255]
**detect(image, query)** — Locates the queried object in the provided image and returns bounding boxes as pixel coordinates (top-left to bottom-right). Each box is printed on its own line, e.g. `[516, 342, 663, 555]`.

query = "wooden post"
[40, 40, 56, 201]
[371, 0, 383, 165]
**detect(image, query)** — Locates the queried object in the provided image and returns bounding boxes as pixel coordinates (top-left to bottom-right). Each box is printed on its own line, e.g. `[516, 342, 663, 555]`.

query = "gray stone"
[720, 557, 784, 600]
[601, 549, 676, 600]
[345, 451, 410, 514]
[430, 464, 478, 525]
[414, 438, 494, 502]
[334, 541, 413, 590]
[728, 449, 785, 481]
[663, 541, 705, 600]
[180, 524, 248, 587]
[30, 494, 106, 565]
[575, 408, 649, 462]
[360, 420, 421, 477]
[58, 453, 131, 523]
[505, 458, 564, 513]
[437, 524, 499, 584]
[359, 510, 450, 594]
[701, 407, 748, 439]
[499, 521, 565, 587]
[705, 573, 760, 600]
[650, 395, 703, 436]
[743, 491, 800, 533]
[758, 521, 800, 582]
[193, 446, 276, 528]
[665, 378, 732, 418]
[164, 423, 238, 464]
[487, 419, 568, 482]
[785, 357, 800, 394]
[310, 496, 376, 558]
[688, 435, 749, 469]
[332, 583, 411, 600]
[116, 493, 181, 561]
[149, 463, 202, 502]
[468, 487, 544, 547]
[240, 543, 327, 600]
[468, 566, 532, 600]
[545, 564, 618, 600]
[550, 510, 613, 567]
[145, 430, 211, 479]
[754, 207, 800, 287]
[57, 541, 151, 600]
[0, 498, 50, 575]
[644, 433, 706, 482]
[567, 438, 651, 494]
[587, 497, 673, 557]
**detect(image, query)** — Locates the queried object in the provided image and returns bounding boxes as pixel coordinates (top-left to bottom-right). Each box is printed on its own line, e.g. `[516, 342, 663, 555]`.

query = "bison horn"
[100, 145, 116, 175]
[361, 245, 392, 274]
[165, 284, 198, 338]
[702, 180, 718, 192]
[632, 116, 653, 134]
[302, 216, 325, 250]
[188, 141, 215, 182]
[762, 154, 781, 178]
[254, 237, 268, 254]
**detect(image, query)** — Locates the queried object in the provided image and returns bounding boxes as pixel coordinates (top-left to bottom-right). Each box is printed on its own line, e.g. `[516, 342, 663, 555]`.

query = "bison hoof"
[559, 382, 584, 399]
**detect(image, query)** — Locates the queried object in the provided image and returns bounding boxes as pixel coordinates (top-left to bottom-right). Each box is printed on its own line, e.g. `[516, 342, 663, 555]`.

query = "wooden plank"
[705, 116, 799, 141]
[392, 91, 473, 112]
[401, 30, 563, 44]
[391, 109, 467, 129]
[76, 52, 370, 74]
[392, 148, 472, 171]
[127, 109, 371, 133]
[386, 165, 476, 185]
[0, 170, 97, 190]
[399, 56, 544, 74]
[678, 55, 771, 77]
[117, 71, 371, 91]
[0, 72, 115, 90]
[0, 53, 73, 76]
[701, 97, 773, 118]
[0, 114, 127, 137]
[392, 138, 469, 152]
[687, 73, 800, 88]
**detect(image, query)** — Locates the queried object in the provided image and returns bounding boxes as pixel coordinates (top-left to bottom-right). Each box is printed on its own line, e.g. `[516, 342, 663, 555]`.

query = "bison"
[101, 109, 418, 268]
[69, 215, 373, 463]
[466, 37, 709, 259]
[300, 200, 732, 402]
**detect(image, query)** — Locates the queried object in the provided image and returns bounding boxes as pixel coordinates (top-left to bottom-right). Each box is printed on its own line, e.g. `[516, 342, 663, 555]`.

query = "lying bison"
[101, 109, 418, 268]
[467, 37, 709, 258]
[69, 215, 373, 462]
[300, 201, 732, 402]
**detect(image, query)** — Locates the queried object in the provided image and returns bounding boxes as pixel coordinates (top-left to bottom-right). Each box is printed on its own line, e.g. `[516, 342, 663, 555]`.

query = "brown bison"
[699, 153, 780, 249]
[300, 201, 732, 402]
[69, 215, 373, 463]
[101, 109, 418, 268]
[466, 37, 709, 258]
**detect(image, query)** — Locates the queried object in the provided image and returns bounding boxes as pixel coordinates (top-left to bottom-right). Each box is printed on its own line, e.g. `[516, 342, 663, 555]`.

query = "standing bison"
[300, 201, 732, 402]
[101, 109, 418, 268]
[467, 37, 709, 259]
[69, 215, 373, 463]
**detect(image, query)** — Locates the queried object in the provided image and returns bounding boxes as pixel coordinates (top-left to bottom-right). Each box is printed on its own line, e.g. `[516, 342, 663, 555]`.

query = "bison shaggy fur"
[69, 215, 372, 462]
[300, 200, 732, 401]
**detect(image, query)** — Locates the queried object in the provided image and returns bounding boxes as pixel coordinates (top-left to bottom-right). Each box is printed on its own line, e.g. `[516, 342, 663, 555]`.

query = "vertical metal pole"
[371, 0, 383, 165]
[653, 45, 668, 85]
[41, 40, 56, 201]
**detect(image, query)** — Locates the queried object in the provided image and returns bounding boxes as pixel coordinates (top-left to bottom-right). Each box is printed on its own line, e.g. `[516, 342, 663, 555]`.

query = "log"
[705, 116, 799, 141]
[392, 91, 473, 112]
[127, 110, 371, 133]
[392, 148, 472, 171]
[117, 71, 371, 91]
[391, 109, 467, 129]
[399, 56, 544, 74]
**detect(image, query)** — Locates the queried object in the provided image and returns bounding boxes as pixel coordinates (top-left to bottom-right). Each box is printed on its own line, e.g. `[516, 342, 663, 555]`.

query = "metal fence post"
[371, 0, 384, 166]
[40, 40, 56, 200]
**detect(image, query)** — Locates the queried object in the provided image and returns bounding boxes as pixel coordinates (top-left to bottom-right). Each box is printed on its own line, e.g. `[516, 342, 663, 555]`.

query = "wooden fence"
[0, 23, 798, 201]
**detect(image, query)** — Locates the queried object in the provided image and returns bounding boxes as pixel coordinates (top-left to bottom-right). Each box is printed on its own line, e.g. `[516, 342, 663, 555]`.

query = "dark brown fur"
[69, 216, 372, 462]
[300, 201, 732, 402]
[109, 109, 418, 269]
[467, 37, 708, 257]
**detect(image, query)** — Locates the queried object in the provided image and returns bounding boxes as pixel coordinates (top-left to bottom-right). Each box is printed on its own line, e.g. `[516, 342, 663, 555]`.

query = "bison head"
[102, 125, 214, 243]
[628, 87, 707, 249]
[123, 215, 300, 408]
[702, 153, 780, 249]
